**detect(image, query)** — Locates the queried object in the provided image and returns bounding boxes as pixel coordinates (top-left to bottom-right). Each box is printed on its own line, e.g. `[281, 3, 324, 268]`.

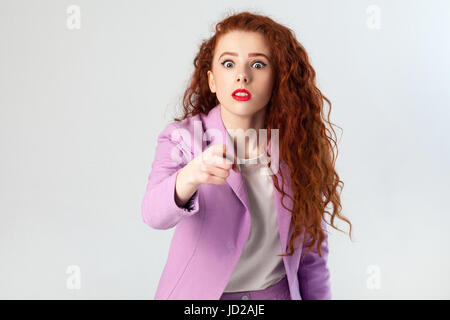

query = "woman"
[141, 11, 353, 300]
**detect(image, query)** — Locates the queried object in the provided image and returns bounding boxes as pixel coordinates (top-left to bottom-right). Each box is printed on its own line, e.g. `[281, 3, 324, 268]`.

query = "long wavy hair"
[173, 10, 353, 261]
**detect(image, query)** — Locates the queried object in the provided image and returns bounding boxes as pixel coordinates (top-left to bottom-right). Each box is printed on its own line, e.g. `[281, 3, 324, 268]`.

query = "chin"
[226, 102, 262, 115]
[231, 108, 258, 117]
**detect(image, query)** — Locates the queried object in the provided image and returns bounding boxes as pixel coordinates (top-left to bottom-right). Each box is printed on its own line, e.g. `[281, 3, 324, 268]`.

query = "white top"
[223, 149, 286, 292]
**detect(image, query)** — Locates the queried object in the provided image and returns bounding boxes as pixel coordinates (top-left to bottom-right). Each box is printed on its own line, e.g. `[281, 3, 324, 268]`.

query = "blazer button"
[241, 295, 249, 300]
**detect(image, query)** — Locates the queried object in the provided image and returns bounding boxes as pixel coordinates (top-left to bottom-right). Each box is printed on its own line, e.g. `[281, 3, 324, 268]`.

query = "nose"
[236, 73, 248, 84]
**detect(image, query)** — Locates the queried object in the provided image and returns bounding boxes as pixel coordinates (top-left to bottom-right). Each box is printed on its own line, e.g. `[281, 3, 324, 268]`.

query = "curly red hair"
[173, 10, 353, 261]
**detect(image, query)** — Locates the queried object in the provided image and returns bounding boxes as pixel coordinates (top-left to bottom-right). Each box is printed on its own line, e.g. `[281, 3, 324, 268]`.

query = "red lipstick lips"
[232, 89, 252, 101]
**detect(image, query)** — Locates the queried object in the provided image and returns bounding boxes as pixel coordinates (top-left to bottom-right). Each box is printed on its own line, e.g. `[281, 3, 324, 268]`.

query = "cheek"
[259, 74, 274, 92]
[214, 74, 229, 90]
[266, 74, 275, 92]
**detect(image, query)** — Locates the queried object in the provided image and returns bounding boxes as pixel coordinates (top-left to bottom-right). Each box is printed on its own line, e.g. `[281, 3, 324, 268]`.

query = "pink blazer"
[141, 103, 331, 300]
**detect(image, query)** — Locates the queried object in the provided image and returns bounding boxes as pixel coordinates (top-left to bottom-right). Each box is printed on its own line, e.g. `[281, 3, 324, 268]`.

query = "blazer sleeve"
[141, 123, 200, 230]
[298, 219, 332, 300]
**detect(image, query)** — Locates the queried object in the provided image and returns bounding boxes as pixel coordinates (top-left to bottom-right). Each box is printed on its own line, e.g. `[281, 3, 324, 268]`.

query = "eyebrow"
[218, 51, 271, 61]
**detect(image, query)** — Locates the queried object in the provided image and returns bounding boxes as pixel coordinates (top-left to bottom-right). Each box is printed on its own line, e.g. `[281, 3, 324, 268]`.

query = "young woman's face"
[208, 30, 274, 118]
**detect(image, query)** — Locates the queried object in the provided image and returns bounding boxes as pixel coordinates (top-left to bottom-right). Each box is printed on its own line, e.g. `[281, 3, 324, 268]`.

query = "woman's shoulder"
[160, 112, 205, 135]
[157, 112, 206, 156]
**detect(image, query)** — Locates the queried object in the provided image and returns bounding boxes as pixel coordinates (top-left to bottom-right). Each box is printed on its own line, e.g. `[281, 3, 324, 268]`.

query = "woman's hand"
[174, 144, 238, 208]
[185, 144, 239, 187]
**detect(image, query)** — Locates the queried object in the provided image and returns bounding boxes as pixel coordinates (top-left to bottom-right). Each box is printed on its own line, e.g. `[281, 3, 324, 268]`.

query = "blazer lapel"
[202, 104, 294, 253]
[202, 104, 250, 213]
[273, 162, 295, 253]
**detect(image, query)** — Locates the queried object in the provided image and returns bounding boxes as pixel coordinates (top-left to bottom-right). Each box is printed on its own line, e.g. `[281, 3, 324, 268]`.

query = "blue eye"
[221, 60, 234, 68]
[253, 61, 266, 69]
[220, 60, 267, 69]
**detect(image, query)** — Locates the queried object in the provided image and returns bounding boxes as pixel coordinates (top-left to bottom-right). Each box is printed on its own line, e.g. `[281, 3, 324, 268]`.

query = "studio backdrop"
[1, 0, 449, 299]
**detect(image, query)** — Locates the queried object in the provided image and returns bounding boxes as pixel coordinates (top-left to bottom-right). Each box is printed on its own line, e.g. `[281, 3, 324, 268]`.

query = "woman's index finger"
[206, 143, 226, 156]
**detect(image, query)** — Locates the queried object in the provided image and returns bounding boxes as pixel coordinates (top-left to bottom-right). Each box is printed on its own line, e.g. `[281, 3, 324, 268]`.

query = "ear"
[207, 70, 216, 93]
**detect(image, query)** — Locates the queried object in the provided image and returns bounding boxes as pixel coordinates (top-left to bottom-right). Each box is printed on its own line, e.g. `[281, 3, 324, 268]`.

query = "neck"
[220, 105, 267, 159]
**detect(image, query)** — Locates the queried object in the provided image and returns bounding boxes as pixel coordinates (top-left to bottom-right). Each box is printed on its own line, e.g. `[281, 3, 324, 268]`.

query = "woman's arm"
[297, 219, 332, 300]
[174, 163, 199, 208]
[141, 123, 200, 230]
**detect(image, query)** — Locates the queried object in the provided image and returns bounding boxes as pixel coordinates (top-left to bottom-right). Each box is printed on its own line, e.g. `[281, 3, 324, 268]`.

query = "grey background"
[1, 0, 449, 299]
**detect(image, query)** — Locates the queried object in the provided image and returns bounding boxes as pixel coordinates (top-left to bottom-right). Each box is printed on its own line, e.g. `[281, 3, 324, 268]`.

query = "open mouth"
[232, 89, 251, 101]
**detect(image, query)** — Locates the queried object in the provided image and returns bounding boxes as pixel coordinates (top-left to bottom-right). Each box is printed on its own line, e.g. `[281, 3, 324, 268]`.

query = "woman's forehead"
[214, 31, 271, 59]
